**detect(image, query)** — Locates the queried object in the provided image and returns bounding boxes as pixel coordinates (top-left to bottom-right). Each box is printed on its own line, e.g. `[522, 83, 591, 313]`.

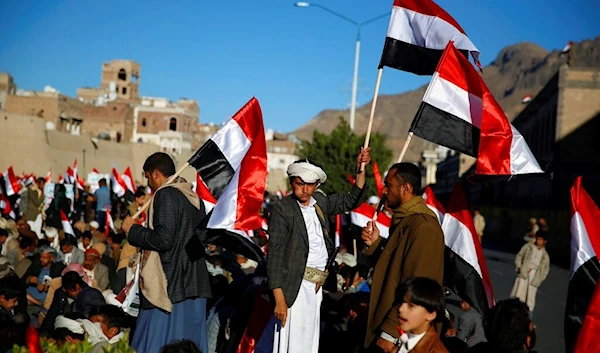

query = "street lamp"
[295, 2, 388, 131]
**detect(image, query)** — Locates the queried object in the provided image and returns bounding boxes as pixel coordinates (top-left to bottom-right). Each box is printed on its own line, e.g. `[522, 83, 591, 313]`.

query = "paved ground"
[447, 249, 569, 353]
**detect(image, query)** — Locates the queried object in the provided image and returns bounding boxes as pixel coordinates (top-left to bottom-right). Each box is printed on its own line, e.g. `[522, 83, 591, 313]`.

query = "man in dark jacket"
[266, 148, 370, 353]
[40, 271, 105, 337]
[122, 152, 211, 353]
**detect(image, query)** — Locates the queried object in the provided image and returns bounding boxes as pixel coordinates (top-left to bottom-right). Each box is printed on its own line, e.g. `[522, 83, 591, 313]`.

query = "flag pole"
[396, 131, 415, 163]
[131, 162, 190, 220]
[359, 68, 384, 172]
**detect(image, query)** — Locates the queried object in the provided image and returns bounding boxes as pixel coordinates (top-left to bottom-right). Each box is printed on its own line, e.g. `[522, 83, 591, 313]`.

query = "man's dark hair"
[60, 236, 77, 247]
[81, 231, 92, 240]
[535, 230, 548, 241]
[62, 271, 85, 291]
[389, 162, 421, 194]
[98, 178, 107, 186]
[19, 237, 33, 249]
[52, 327, 85, 342]
[134, 188, 146, 199]
[36, 177, 46, 184]
[143, 152, 176, 177]
[0, 228, 7, 238]
[483, 298, 532, 351]
[89, 304, 126, 331]
[355, 264, 369, 280]
[108, 232, 125, 245]
[395, 277, 445, 323]
[160, 339, 202, 353]
[0, 286, 21, 300]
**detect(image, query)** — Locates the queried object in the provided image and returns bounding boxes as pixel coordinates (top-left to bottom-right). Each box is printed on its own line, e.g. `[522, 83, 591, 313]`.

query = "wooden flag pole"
[131, 162, 190, 220]
[359, 68, 384, 172]
[396, 131, 415, 163]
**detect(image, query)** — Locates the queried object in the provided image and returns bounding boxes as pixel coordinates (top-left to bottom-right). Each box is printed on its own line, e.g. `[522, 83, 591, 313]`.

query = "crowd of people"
[0, 151, 545, 353]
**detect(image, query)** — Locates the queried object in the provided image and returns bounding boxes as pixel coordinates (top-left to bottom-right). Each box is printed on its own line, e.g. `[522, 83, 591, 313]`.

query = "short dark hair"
[160, 339, 202, 353]
[108, 232, 125, 245]
[60, 236, 77, 247]
[535, 230, 548, 241]
[484, 298, 532, 351]
[389, 162, 421, 194]
[36, 177, 46, 184]
[62, 271, 85, 291]
[0, 287, 21, 300]
[134, 188, 146, 199]
[143, 152, 176, 177]
[81, 231, 92, 240]
[395, 277, 445, 323]
[89, 304, 126, 332]
[0, 228, 7, 238]
[19, 237, 33, 249]
[52, 327, 85, 342]
[98, 178, 107, 186]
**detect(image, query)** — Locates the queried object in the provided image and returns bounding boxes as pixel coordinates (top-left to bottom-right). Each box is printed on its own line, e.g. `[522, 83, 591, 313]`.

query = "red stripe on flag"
[477, 92, 512, 174]
[570, 177, 600, 255]
[347, 174, 356, 185]
[574, 280, 600, 353]
[233, 98, 268, 230]
[196, 173, 217, 204]
[435, 43, 484, 100]
[373, 162, 384, 198]
[393, 0, 466, 35]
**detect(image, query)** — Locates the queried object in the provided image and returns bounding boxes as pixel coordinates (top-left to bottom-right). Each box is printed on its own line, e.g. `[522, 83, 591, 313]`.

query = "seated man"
[52, 312, 87, 347]
[82, 248, 109, 291]
[60, 237, 84, 265]
[23, 247, 64, 320]
[88, 304, 127, 353]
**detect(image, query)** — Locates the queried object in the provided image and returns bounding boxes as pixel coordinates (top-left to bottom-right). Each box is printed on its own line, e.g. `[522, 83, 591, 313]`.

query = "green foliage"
[296, 118, 394, 195]
[12, 334, 135, 353]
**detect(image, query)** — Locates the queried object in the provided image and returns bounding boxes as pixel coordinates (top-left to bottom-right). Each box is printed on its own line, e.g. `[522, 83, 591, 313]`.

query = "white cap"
[368, 196, 381, 205]
[89, 221, 100, 229]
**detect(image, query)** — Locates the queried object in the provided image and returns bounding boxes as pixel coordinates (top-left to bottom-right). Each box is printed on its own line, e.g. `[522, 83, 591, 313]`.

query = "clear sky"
[1, 0, 598, 133]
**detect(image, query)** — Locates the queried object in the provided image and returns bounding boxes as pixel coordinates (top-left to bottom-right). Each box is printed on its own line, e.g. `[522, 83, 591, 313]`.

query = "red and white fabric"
[350, 203, 391, 239]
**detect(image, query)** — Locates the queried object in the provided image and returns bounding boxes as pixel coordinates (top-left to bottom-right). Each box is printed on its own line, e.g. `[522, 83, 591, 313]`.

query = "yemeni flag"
[379, 0, 481, 75]
[423, 186, 445, 225]
[58, 175, 64, 184]
[0, 191, 15, 219]
[66, 166, 75, 184]
[92, 168, 99, 174]
[521, 94, 532, 104]
[335, 214, 343, 248]
[565, 176, 600, 352]
[372, 162, 385, 198]
[188, 98, 267, 262]
[350, 203, 391, 239]
[60, 210, 75, 236]
[573, 280, 600, 353]
[122, 167, 136, 193]
[409, 42, 543, 175]
[195, 173, 217, 213]
[561, 41, 572, 55]
[105, 205, 115, 236]
[111, 168, 127, 197]
[46, 169, 52, 183]
[2, 167, 21, 196]
[442, 184, 494, 315]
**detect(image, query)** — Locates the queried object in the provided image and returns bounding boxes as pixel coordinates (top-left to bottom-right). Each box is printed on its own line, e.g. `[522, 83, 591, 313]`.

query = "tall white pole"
[349, 30, 361, 131]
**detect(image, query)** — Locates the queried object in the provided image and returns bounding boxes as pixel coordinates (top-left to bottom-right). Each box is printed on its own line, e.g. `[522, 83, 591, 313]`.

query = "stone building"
[0, 73, 17, 110]
[77, 60, 141, 103]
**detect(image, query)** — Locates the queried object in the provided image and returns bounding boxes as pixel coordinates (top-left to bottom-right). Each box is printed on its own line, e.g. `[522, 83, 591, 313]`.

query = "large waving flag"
[121, 167, 136, 193]
[60, 210, 75, 236]
[380, 0, 481, 75]
[565, 176, 600, 352]
[350, 203, 392, 239]
[442, 184, 494, 315]
[111, 168, 127, 198]
[423, 186, 445, 225]
[188, 98, 267, 261]
[410, 42, 543, 175]
[2, 167, 21, 196]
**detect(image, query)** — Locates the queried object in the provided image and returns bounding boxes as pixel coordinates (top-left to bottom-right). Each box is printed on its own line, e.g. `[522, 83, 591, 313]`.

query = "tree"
[297, 118, 393, 195]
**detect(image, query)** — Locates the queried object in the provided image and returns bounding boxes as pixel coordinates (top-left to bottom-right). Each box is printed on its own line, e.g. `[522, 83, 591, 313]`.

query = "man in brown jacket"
[361, 163, 445, 352]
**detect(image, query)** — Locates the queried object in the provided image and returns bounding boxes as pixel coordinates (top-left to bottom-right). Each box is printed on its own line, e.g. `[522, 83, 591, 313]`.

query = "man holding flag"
[266, 148, 371, 353]
[122, 152, 211, 353]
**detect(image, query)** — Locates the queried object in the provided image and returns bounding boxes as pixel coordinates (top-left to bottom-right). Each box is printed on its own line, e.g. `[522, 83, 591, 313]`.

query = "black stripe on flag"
[410, 102, 480, 157]
[188, 139, 235, 200]
[564, 257, 600, 352]
[444, 247, 489, 316]
[379, 37, 469, 76]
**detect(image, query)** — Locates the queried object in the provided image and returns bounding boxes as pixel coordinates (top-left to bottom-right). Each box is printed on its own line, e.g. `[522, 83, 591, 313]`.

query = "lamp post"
[295, 2, 388, 131]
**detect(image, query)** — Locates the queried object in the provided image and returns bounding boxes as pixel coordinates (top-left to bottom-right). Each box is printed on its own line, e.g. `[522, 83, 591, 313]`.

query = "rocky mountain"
[293, 37, 600, 162]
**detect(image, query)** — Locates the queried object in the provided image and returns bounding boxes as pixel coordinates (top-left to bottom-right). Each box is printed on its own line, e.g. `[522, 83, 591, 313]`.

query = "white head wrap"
[286, 161, 327, 184]
[54, 315, 85, 334]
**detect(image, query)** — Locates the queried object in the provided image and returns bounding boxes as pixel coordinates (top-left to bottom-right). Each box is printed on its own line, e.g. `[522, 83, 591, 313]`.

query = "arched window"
[118, 69, 127, 81]
[169, 117, 177, 131]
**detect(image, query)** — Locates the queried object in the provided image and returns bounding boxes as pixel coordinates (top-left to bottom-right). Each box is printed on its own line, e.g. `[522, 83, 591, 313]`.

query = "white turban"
[287, 161, 327, 184]
[54, 315, 85, 334]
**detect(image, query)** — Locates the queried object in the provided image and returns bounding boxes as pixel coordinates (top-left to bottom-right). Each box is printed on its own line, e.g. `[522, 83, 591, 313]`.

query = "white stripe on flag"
[509, 125, 544, 174]
[442, 213, 482, 278]
[423, 72, 483, 128]
[570, 211, 596, 278]
[207, 169, 241, 229]
[426, 204, 444, 225]
[210, 119, 251, 171]
[387, 6, 479, 52]
[350, 212, 390, 239]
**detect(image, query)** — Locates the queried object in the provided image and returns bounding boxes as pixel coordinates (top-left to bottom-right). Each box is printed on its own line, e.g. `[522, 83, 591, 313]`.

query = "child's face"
[0, 295, 18, 311]
[398, 294, 436, 334]
[82, 238, 91, 247]
[535, 236, 547, 249]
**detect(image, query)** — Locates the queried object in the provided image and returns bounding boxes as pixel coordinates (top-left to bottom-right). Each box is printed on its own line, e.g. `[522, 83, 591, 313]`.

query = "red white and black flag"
[410, 42, 543, 175]
[423, 186, 445, 225]
[195, 173, 216, 214]
[561, 41, 573, 55]
[60, 210, 75, 237]
[121, 167, 136, 194]
[442, 184, 494, 315]
[350, 203, 391, 239]
[565, 176, 600, 352]
[2, 167, 21, 196]
[379, 0, 481, 75]
[188, 98, 267, 261]
[111, 168, 127, 198]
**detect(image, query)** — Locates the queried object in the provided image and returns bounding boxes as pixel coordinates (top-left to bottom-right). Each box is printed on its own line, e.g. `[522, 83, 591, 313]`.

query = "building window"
[118, 69, 127, 81]
[122, 87, 127, 95]
[169, 117, 177, 131]
[142, 118, 147, 127]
